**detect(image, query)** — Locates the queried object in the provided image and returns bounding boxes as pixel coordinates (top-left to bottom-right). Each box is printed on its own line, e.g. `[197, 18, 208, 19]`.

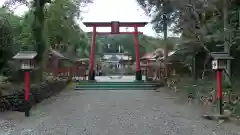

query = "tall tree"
[0, 14, 14, 71]
[45, 0, 89, 57]
[137, 0, 177, 80]
[3, 0, 92, 80]
[0, 8, 21, 74]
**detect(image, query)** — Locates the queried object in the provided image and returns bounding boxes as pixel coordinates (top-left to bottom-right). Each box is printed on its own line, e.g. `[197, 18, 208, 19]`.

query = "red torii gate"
[83, 21, 148, 81]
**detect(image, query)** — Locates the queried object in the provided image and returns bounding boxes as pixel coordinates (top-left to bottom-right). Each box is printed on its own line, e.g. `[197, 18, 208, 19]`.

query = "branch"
[2, 0, 29, 7]
[188, 28, 210, 53]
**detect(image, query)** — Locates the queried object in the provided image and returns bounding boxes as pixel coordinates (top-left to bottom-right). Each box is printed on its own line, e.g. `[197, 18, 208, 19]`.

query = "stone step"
[77, 81, 163, 85]
[72, 80, 163, 90]
[74, 87, 157, 90]
[75, 84, 155, 87]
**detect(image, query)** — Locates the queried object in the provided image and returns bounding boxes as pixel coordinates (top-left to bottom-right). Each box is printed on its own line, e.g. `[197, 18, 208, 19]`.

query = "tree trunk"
[163, 1, 168, 81]
[223, 0, 231, 84]
[33, 0, 47, 82]
[192, 49, 197, 81]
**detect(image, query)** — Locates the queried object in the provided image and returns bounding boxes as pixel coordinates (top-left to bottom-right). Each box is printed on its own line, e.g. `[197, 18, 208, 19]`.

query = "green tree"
[137, 0, 178, 78]
[45, 0, 89, 58]
[95, 34, 179, 60]
[3, 0, 92, 80]
[0, 8, 22, 75]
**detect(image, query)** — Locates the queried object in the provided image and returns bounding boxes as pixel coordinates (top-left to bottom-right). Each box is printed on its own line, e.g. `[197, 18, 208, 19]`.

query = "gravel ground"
[0, 89, 240, 135]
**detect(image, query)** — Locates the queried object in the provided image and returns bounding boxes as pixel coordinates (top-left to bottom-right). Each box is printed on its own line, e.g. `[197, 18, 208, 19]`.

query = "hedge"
[0, 79, 69, 112]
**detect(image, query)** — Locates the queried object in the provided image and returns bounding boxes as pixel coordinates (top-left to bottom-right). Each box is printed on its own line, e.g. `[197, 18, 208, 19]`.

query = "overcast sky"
[80, 0, 158, 37]
[0, 0, 179, 37]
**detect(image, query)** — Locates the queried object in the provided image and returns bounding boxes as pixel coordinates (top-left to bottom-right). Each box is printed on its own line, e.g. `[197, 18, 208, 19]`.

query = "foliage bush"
[222, 81, 232, 90]
[0, 79, 68, 112]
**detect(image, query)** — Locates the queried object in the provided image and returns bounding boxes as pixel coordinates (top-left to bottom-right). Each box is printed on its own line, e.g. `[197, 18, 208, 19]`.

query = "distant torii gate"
[83, 21, 147, 81]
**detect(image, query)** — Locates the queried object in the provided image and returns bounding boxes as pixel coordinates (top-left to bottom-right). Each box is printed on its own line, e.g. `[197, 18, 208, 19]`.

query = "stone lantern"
[12, 51, 37, 117]
[209, 52, 234, 116]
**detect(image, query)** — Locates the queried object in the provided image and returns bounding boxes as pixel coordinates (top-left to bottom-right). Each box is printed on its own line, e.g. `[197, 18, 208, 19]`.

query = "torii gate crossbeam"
[83, 21, 148, 81]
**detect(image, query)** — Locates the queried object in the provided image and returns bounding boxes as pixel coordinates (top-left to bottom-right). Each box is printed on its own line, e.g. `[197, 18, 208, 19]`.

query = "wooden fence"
[48, 66, 88, 81]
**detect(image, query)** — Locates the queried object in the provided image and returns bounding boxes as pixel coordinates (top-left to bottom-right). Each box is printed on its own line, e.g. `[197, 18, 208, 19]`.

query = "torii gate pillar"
[83, 21, 147, 81]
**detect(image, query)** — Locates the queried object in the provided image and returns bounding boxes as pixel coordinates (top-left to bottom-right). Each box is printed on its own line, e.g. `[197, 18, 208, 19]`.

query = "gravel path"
[1, 89, 240, 135]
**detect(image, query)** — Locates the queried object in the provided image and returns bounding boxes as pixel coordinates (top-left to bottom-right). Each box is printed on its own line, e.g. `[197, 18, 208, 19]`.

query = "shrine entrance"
[83, 21, 147, 81]
[73, 21, 164, 90]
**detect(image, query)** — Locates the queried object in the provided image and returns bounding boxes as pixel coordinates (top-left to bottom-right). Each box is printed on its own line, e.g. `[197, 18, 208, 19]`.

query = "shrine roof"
[102, 52, 130, 55]
[141, 52, 154, 60]
[158, 51, 177, 60]
[83, 22, 148, 27]
[76, 58, 89, 62]
[48, 48, 67, 59]
[107, 55, 120, 61]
